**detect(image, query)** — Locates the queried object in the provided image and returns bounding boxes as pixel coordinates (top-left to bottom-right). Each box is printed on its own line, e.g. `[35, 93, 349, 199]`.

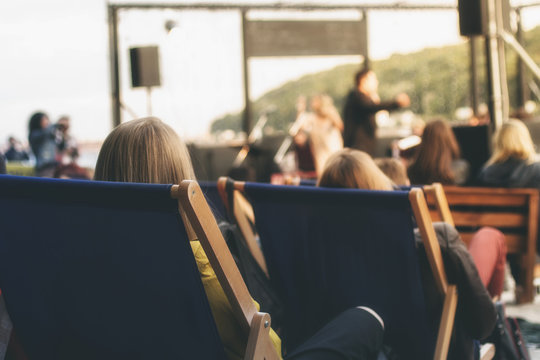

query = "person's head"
[355, 69, 378, 95]
[94, 117, 195, 184]
[310, 94, 338, 118]
[8, 136, 16, 146]
[318, 149, 394, 190]
[28, 112, 49, 132]
[488, 119, 536, 165]
[407, 119, 460, 185]
[375, 158, 410, 186]
[57, 116, 70, 133]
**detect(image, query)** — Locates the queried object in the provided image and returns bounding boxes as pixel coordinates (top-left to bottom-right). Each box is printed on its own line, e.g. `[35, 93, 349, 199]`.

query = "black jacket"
[478, 158, 540, 189]
[415, 222, 496, 360]
[342, 90, 399, 152]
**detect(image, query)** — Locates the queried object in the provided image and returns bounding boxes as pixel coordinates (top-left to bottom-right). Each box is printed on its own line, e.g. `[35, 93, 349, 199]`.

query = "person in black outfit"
[0, 154, 6, 174]
[342, 69, 410, 156]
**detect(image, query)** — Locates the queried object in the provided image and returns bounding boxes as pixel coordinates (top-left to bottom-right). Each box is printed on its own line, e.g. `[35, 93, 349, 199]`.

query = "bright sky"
[1, 0, 539, 143]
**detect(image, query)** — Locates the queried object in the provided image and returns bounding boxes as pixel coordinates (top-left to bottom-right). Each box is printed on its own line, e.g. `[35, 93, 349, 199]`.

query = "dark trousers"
[286, 307, 384, 360]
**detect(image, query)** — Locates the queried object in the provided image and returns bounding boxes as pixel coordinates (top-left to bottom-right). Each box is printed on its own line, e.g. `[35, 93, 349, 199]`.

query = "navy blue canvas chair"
[199, 180, 228, 222]
[233, 182, 457, 360]
[0, 175, 278, 359]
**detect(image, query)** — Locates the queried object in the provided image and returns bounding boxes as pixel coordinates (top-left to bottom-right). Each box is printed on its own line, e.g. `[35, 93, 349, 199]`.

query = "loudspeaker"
[458, 0, 510, 36]
[458, 0, 486, 36]
[129, 46, 161, 88]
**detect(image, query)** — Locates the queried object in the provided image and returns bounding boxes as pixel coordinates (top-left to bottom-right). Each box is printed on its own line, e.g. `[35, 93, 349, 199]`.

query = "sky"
[1, 0, 539, 143]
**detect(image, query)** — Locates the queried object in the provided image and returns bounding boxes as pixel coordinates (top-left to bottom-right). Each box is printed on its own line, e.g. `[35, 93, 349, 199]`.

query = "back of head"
[94, 117, 195, 184]
[375, 158, 410, 186]
[408, 119, 460, 185]
[488, 119, 536, 165]
[318, 148, 394, 190]
[28, 112, 47, 133]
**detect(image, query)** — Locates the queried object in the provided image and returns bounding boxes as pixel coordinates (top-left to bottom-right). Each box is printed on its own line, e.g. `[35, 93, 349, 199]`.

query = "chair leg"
[434, 285, 458, 360]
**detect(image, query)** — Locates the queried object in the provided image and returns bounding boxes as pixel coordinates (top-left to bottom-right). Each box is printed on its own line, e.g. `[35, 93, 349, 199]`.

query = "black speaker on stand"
[130, 46, 161, 116]
[458, 0, 511, 36]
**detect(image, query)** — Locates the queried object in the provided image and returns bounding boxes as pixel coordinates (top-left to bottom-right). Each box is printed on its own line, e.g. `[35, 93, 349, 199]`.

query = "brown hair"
[318, 149, 394, 190]
[94, 117, 195, 184]
[407, 119, 460, 185]
[375, 158, 410, 186]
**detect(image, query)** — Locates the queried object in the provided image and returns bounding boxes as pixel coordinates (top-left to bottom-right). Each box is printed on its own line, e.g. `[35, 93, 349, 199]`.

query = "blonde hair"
[94, 117, 196, 184]
[375, 158, 410, 186]
[488, 119, 536, 165]
[318, 149, 394, 190]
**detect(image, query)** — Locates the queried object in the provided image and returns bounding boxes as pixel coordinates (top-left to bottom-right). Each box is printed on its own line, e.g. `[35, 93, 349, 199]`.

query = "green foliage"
[211, 26, 540, 134]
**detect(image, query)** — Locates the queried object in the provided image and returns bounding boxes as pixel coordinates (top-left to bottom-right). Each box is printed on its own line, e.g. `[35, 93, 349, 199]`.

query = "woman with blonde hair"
[295, 94, 344, 175]
[479, 119, 540, 188]
[94, 117, 385, 360]
[407, 119, 469, 185]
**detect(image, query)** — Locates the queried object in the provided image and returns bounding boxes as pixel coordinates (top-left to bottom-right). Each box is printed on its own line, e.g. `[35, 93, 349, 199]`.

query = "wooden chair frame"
[176, 181, 280, 360]
[217, 177, 269, 276]
[229, 180, 458, 360]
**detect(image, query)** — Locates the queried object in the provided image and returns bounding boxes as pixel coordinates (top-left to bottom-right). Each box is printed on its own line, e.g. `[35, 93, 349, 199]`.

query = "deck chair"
[234, 182, 457, 360]
[199, 180, 228, 222]
[0, 175, 278, 360]
[218, 177, 269, 276]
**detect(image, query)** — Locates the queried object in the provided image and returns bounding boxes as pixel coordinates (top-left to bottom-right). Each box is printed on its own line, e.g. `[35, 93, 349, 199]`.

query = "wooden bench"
[424, 184, 538, 304]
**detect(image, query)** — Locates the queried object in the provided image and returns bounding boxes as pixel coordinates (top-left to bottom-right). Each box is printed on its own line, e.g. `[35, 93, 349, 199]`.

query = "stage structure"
[107, 1, 540, 139]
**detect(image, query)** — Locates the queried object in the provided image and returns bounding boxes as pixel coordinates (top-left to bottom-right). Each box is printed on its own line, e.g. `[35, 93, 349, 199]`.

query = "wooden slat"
[451, 212, 526, 228]
[445, 193, 528, 207]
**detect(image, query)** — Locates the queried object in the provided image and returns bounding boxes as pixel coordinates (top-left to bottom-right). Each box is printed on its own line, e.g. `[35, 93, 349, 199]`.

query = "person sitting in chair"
[318, 149, 501, 360]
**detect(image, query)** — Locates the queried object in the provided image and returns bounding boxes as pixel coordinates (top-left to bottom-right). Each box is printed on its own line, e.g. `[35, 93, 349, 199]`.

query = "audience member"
[342, 69, 409, 156]
[28, 112, 58, 177]
[319, 149, 502, 360]
[53, 148, 90, 180]
[478, 119, 540, 188]
[94, 117, 385, 360]
[374, 157, 410, 186]
[478, 119, 540, 256]
[4, 137, 29, 162]
[55, 115, 79, 164]
[294, 95, 343, 174]
[407, 119, 469, 185]
[0, 154, 6, 175]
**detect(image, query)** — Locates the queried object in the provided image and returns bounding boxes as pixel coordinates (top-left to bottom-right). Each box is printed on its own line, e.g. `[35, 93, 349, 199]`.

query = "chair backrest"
[0, 175, 227, 360]
[243, 183, 435, 359]
[424, 183, 538, 304]
[199, 180, 228, 222]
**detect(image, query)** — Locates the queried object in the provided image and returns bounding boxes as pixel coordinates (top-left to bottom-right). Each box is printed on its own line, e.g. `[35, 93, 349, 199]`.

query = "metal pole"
[108, 6, 122, 128]
[515, 8, 529, 108]
[496, 0, 510, 122]
[484, 0, 504, 130]
[469, 37, 480, 116]
[241, 10, 252, 141]
[362, 10, 370, 69]
[146, 87, 153, 116]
